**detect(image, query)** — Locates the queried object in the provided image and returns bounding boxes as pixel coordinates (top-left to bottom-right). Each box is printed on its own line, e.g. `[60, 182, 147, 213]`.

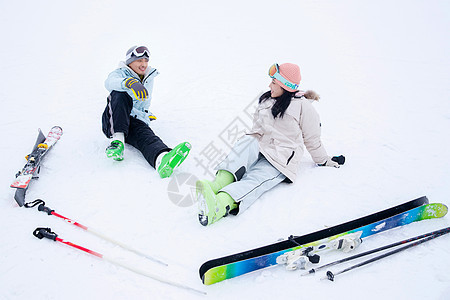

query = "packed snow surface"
[1, 1, 449, 299]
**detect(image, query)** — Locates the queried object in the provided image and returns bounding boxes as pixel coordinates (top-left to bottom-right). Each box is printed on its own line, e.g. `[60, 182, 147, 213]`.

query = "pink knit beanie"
[275, 63, 301, 92]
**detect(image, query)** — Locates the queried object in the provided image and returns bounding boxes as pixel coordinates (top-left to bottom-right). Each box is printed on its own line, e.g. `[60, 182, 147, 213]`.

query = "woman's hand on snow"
[319, 155, 345, 168]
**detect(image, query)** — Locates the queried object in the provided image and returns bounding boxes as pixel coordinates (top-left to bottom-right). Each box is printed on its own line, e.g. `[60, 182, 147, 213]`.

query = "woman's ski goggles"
[127, 46, 150, 60]
[268, 63, 299, 90]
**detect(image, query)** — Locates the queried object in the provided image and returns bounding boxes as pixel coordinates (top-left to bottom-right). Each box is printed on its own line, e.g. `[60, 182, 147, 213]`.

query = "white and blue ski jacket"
[105, 61, 159, 125]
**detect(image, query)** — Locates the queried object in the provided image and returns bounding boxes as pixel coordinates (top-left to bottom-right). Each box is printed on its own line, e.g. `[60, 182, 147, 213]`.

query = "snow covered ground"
[1, 0, 449, 299]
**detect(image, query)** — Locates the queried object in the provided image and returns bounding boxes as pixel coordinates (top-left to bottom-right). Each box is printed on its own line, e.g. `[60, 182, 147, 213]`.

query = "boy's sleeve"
[105, 69, 127, 93]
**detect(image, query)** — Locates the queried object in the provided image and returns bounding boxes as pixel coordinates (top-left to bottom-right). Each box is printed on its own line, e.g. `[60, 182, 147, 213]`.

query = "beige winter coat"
[247, 93, 328, 182]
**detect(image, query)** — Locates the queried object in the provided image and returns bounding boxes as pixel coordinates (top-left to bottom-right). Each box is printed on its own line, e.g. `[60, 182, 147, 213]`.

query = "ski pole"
[25, 199, 167, 266]
[322, 227, 450, 281]
[303, 226, 450, 276]
[33, 228, 206, 296]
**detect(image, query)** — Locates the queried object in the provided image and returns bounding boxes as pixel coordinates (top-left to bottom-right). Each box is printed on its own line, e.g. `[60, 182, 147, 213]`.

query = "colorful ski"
[200, 197, 447, 285]
[11, 126, 63, 206]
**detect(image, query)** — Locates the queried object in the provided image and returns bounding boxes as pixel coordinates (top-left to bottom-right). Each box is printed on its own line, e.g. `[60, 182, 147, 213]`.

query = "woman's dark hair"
[259, 90, 296, 118]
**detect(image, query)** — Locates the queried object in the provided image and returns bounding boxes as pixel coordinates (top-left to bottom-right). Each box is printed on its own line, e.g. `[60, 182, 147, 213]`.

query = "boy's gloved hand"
[124, 77, 148, 101]
[319, 155, 345, 168]
[148, 113, 157, 121]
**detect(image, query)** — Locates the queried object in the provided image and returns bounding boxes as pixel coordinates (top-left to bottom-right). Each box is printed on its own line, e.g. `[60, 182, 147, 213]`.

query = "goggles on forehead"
[126, 46, 150, 60]
[268, 63, 299, 90]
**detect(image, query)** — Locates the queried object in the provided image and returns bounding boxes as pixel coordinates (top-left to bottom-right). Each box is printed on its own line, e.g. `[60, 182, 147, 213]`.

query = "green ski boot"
[157, 142, 191, 178]
[105, 140, 124, 161]
[209, 170, 235, 193]
[197, 180, 237, 226]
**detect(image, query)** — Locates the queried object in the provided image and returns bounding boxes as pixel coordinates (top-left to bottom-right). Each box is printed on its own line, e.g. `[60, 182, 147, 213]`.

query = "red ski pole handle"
[27, 199, 88, 230]
[33, 227, 103, 258]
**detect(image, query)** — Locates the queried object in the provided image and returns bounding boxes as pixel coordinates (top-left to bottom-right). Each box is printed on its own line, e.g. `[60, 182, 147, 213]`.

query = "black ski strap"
[288, 235, 301, 246]
[24, 199, 45, 208]
[24, 199, 54, 215]
[288, 235, 312, 252]
[33, 227, 58, 241]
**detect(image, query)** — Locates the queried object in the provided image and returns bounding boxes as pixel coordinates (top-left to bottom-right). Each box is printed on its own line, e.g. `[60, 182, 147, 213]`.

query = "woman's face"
[269, 79, 284, 98]
[128, 58, 148, 76]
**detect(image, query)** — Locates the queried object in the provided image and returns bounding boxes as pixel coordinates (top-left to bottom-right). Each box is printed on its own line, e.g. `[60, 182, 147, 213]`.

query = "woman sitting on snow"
[197, 63, 345, 226]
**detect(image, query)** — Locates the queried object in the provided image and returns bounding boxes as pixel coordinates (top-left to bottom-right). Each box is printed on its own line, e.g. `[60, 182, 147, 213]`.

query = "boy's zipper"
[143, 69, 157, 83]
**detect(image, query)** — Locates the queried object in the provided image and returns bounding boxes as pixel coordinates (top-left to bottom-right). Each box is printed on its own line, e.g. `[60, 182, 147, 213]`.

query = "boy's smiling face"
[128, 58, 148, 76]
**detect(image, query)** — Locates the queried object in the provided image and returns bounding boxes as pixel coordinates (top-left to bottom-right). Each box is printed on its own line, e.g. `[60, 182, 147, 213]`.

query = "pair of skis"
[199, 196, 448, 285]
[10, 126, 63, 206]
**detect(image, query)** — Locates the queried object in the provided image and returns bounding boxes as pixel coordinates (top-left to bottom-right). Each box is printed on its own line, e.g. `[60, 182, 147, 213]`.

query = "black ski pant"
[102, 91, 170, 168]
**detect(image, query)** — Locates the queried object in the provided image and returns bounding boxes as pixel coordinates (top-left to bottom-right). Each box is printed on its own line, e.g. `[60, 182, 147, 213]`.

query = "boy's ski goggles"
[127, 46, 150, 60]
[268, 63, 299, 90]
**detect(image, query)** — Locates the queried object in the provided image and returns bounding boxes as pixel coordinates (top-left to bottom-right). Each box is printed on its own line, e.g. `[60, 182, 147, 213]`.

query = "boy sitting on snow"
[101, 45, 190, 178]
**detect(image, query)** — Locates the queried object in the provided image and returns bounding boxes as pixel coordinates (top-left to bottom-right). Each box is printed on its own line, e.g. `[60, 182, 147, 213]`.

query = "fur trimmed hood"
[295, 90, 320, 101]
